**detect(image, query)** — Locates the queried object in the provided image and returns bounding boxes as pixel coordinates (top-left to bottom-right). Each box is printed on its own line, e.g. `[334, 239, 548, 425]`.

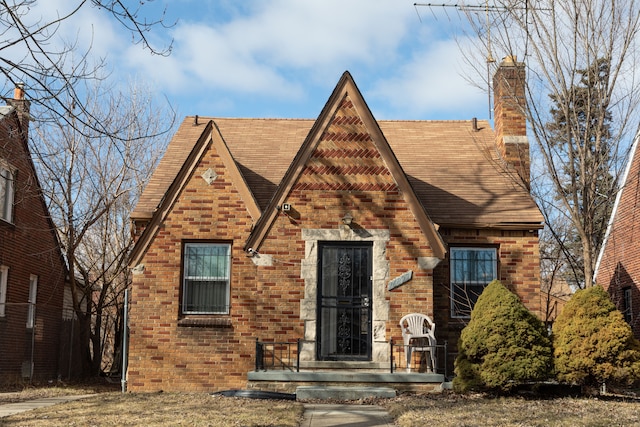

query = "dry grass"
[385, 393, 640, 427]
[3, 387, 640, 426]
[0, 392, 304, 427]
[0, 381, 117, 404]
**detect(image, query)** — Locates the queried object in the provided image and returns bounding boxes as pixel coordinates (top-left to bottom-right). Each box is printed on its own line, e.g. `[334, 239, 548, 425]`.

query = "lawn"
[0, 391, 304, 427]
[386, 393, 640, 427]
[1, 386, 640, 426]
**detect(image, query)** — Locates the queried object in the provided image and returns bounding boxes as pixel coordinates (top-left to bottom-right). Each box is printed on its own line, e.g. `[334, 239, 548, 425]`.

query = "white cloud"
[123, 0, 416, 100]
[238, 0, 409, 69]
[15, 0, 487, 119]
[121, 17, 268, 97]
[370, 37, 489, 119]
[27, 0, 123, 62]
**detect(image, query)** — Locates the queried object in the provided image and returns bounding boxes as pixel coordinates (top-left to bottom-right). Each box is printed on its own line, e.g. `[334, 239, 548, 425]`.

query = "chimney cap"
[500, 55, 522, 67]
[13, 83, 25, 101]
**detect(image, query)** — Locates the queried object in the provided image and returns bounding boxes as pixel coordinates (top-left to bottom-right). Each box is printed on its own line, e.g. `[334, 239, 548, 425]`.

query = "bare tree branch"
[0, 0, 173, 140]
[31, 78, 174, 375]
[456, 0, 640, 288]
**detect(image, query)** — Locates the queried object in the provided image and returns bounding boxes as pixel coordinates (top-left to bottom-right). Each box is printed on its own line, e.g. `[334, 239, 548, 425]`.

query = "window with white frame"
[182, 243, 231, 314]
[27, 274, 38, 328]
[0, 265, 8, 317]
[0, 161, 16, 223]
[450, 247, 498, 318]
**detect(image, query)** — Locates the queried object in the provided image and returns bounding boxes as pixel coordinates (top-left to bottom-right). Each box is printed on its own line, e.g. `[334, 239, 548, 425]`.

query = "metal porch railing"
[255, 339, 301, 372]
[254, 338, 448, 377]
[390, 339, 449, 378]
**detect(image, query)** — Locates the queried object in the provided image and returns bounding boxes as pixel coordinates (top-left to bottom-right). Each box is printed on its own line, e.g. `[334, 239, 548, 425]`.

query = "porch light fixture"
[342, 213, 354, 227]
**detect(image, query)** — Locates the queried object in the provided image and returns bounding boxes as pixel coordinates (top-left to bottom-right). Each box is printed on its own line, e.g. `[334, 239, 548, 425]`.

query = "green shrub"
[553, 285, 640, 387]
[453, 280, 553, 392]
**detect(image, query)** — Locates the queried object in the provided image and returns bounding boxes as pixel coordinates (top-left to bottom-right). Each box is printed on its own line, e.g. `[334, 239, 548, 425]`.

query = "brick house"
[128, 57, 543, 393]
[0, 85, 69, 384]
[595, 132, 640, 338]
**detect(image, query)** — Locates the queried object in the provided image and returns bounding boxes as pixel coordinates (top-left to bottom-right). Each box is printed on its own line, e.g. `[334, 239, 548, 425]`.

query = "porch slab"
[248, 371, 444, 383]
[296, 386, 396, 401]
[299, 361, 389, 371]
[247, 370, 445, 395]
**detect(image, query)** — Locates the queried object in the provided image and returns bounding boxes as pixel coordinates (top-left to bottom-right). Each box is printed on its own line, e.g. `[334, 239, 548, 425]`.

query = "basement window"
[450, 247, 498, 318]
[182, 243, 231, 315]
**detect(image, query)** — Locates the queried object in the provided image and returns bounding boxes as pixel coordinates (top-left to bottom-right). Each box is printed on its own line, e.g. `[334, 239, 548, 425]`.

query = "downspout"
[121, 288, 129, 393]
[29, 304, 35, 382]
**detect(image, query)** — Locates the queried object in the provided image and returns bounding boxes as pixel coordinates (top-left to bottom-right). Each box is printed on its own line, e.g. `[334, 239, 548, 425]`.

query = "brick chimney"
[8, 83, 31, 140]
[493, 56, 530, 187]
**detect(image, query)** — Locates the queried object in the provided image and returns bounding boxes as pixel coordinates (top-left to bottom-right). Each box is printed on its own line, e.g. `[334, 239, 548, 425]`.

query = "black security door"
[317, 243, 372, 360]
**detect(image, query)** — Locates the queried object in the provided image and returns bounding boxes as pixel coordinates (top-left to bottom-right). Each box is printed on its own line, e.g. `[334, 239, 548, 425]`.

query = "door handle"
[362, 296, 370, 307]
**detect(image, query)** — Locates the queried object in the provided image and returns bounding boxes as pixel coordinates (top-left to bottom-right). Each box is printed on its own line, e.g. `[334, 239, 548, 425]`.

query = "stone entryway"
[317, 243, 373, 361]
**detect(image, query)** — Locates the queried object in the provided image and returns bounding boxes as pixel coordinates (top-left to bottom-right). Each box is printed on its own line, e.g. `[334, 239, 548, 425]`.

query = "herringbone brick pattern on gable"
[296, 94, 395, 192]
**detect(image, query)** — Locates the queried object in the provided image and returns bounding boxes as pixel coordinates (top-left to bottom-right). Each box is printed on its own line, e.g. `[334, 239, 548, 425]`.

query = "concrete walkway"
[0, 394, 95, 418]
[302, 404, 393, 427]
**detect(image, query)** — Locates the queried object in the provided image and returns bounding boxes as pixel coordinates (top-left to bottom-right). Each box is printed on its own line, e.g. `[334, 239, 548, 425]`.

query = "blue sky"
[34, 1, 492, 122]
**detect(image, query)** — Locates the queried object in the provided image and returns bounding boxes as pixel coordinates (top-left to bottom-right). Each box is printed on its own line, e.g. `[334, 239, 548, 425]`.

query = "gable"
[595, 132, 640, 284]
[244, 72, 445, 258]
[0, 109, 66, 268]
[129, 122, 260, 266]
[295, 94, 396, 193]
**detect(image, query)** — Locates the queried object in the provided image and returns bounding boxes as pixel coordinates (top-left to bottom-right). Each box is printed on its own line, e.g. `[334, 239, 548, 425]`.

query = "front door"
[317, 242, 372, 361]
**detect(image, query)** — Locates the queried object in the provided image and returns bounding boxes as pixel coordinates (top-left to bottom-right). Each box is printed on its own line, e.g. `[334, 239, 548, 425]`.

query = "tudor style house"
[595, 133, 640, 338]
[128, 57, 544, 393]
[0, 85, 69, 384]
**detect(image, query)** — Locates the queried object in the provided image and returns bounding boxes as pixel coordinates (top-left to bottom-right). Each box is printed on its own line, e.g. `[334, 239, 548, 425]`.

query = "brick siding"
[0, 112, 67, 384]
[596, 141, 640, 338]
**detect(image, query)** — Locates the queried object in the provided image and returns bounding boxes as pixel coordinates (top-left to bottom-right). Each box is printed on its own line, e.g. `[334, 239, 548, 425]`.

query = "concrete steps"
[296, 385, 396, 400]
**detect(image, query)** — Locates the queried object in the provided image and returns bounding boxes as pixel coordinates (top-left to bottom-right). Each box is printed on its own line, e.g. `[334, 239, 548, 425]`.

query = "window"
[27, 275, 38, 328]
[450, 247, 498, 318]
[0, 265, 8, 317]
[0, 161, 15, 223]
[623, 287, 633, 324]
[182, 243, 231, 314]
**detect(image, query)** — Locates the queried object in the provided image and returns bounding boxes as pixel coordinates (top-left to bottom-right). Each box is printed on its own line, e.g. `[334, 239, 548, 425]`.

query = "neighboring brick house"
[128, 57, 543, 392]
[0, 85, 69, 384]
[595, 133, 640, 338]
[541, 277, 573, 327]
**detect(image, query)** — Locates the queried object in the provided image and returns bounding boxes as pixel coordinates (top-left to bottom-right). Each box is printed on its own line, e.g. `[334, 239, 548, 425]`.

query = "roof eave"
[244, 73, 357, 252]
[129, 121, 215, 268]
[438, 221, 544, 231]
[131, 212, 153, 221]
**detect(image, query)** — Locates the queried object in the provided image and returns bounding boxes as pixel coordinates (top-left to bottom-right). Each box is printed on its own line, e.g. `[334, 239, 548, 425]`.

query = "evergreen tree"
[553, 285, 640, 387]
[454, 280, 553, 392]
[544, 58, 616, 288]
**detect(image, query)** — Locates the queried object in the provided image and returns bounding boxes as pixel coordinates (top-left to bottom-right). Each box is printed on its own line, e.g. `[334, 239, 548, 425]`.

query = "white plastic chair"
[399, 313, 436, 373]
